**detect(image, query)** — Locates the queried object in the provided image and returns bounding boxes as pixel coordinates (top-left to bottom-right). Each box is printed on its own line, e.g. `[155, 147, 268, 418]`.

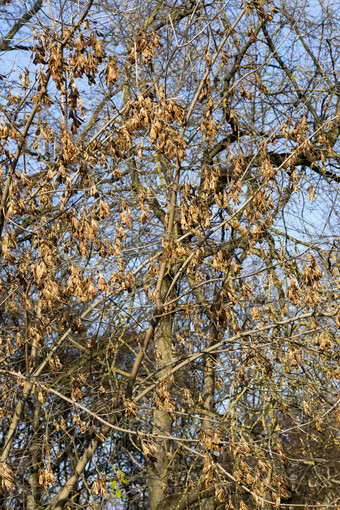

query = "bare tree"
[0, 0, 339, 509]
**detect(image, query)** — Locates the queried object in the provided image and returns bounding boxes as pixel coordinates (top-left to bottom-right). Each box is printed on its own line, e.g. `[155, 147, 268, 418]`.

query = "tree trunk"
[148, 275, 174, 510]
[26, 394, 41, 510]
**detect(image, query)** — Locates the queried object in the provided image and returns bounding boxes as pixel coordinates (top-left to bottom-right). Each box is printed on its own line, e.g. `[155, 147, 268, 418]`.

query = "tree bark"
[148, 276, 174, 510]
[26, 394, 41, 510]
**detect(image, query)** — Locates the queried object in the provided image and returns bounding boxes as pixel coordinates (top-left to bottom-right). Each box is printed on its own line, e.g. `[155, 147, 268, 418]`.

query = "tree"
[0, 0, 339, 508]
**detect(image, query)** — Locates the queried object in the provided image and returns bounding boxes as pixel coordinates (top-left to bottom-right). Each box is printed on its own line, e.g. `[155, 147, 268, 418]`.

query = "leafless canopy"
[0, 0, 339, 508]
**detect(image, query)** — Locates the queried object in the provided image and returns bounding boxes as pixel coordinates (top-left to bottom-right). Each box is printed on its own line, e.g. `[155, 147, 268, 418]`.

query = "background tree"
[0, 0, 339, 509]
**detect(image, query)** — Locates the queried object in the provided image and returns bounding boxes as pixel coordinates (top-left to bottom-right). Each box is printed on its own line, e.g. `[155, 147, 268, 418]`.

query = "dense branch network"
[0, 0, 339, 509]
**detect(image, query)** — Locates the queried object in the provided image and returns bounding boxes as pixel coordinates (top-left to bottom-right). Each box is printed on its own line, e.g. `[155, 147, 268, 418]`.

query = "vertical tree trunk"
[26, 394, 41, 510]
[148, 276, 174, 510]
[201, 322, 217, 510]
